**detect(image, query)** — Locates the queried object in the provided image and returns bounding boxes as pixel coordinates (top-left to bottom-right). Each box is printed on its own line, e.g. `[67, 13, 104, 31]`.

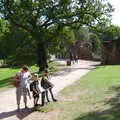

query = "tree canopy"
[101, 25, 120, 42]
[0, 0, 114, 71]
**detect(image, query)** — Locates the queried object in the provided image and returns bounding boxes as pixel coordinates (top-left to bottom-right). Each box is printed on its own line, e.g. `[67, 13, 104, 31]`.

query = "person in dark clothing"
[41, 70, 57, 103]
[30, 74, 45, 107]
[74, 55, 79, 63]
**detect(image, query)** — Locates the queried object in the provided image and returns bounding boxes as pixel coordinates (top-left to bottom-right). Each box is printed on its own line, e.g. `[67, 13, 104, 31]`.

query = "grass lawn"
[0, 61, 60, 88]
[38, 65, 120, 120]
[0, 65, 38, 88]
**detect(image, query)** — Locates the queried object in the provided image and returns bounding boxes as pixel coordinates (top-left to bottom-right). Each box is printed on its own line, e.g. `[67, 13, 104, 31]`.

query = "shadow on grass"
[74, 86, 120, 120]
[0, 108, 33, 120]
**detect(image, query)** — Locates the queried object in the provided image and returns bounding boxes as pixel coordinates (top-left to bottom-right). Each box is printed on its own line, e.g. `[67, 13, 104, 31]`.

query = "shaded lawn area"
[0, 61, 60, 88]
[39, 65, 120, 120]
[0, 65, 38, 88]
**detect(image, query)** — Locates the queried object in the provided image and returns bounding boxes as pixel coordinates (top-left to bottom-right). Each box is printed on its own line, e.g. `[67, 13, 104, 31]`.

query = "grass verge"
[37, 65, 120, 120]
[0, 61, 61, 89]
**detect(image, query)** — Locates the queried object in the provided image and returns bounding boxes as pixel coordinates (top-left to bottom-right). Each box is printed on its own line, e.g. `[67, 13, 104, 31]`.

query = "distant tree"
[48, 27, 75, 58]
[89, 21, 120, 42]
[101, 25, 120, 42]
[0, 19, 9, 59]
[75, 26, 90, 42]
[89, 33, 101, 54]
[75, 26, 101, 56]
[0, 25, 37, 66]
[0, 0, 114, 71]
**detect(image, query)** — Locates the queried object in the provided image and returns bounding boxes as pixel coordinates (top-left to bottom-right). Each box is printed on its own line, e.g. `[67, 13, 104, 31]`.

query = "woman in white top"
[14, 65, 31, 110]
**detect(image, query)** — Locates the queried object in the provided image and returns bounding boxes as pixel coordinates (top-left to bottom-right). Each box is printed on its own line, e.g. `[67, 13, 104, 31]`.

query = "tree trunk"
[32, 29, 48, 72]
[37, 42, 48, 72]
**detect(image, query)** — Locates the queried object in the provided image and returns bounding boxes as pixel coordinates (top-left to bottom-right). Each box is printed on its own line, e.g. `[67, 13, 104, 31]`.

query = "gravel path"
[0, 60, 100, 120]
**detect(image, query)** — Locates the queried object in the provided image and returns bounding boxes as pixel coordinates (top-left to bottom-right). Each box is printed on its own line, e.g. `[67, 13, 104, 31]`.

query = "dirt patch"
[104, 94, 117, 101]
[58, 95, 78, 101]
[72, 90, 89, 96]
[58, 90, 89, 102]
[24, 109, 61, 120]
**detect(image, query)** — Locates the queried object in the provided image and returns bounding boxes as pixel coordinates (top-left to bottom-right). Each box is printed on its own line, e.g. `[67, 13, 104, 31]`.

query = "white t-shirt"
[38, 80, 45, 92]
[16, 71, 31, 88]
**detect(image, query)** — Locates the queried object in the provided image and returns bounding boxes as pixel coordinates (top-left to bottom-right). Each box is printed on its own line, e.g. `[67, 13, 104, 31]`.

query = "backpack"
[41, 77, 54, 89]
[30, 81, 40, 92]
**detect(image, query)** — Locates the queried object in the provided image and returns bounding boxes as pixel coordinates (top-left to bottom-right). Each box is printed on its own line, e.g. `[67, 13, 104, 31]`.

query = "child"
[41, 69, 57, 103]
[30, 74, 45, 107]
[44, 69, 49, 79]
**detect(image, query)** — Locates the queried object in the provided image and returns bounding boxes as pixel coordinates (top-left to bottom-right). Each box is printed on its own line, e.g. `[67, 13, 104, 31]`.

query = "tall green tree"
[75, 26, 90, 42]
[101, 25, 120, 42]
[0, 0, 113, 71]
[75, 26, 101, 56]
[0, 25, 36, 65]
[89, 33, 101, 54]
[48, 26, 75, 58]
[0, 19, 9, 59]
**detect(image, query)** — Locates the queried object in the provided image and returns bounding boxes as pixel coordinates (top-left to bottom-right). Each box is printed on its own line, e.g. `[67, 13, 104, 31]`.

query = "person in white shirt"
[30, 74, 45, 107]
[14, 65, 31, 110]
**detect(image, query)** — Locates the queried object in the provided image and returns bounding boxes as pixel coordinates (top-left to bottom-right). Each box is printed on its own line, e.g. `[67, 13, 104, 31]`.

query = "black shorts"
[33, 92, 39, 99]
[41, 81, 54, 89]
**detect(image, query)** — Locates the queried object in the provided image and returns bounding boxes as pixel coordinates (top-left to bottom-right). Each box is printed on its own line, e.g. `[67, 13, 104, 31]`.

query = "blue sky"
[109, 0, 120, 26]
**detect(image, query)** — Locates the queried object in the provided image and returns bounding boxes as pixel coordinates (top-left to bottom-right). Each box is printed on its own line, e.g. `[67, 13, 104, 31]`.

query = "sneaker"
[41, 103, 45, 107]
[25, 106, 28, 109]
[53, 99, 57, 102]
[47, 100, 50, 102]
[37, 104, 40, 106]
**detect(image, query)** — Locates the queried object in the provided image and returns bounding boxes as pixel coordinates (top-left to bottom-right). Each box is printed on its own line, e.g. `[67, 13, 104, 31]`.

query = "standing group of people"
[70, 54, 79, 64]
[13, 65, 57, 110]
[67, 54, 79, 66]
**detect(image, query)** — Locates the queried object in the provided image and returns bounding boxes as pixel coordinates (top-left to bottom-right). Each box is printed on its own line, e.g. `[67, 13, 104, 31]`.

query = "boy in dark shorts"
[30, 74, 45, 107]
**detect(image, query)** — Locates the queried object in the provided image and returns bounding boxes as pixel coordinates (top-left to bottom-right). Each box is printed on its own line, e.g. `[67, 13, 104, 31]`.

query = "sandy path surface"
[0, 60, 100, 120]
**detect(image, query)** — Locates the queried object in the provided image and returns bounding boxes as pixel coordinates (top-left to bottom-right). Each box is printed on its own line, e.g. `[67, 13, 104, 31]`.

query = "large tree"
[0, 19, 9, 59]
[75, 26, 90, 42]
[100, 25, 120, 42]
[0, 0, 113, 71]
